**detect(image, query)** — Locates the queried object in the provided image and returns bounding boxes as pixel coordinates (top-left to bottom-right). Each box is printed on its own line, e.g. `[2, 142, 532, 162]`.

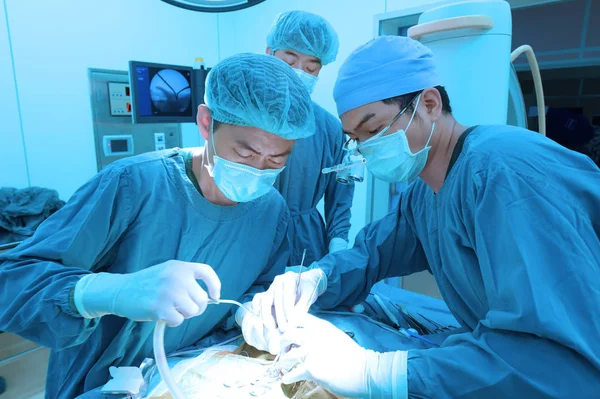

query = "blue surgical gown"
[315, 125, 600, 398]
[0, 149, 290, 398]
[275, 103, 354, 264]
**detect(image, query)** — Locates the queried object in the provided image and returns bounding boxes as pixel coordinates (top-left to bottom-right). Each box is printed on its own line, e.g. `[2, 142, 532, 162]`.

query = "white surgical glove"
[328, 237, 348, 253]
[235, 299, 282, 355]
[285, 265, 310, 273]
[278, 314, 408, 399]
[74, 260, 221, 327]
[235, 268, 326, 354]
[258, 268, 327, 334]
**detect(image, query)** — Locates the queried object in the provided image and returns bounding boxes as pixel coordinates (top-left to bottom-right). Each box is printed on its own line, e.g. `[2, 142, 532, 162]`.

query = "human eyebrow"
[234, 140, 261, 155]
[283, 50, 299, 59]
[355, 113, 376, 131]
[271, 149, 292, 158]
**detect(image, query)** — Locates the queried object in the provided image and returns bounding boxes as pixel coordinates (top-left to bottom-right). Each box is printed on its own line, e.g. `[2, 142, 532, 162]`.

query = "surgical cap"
[333, 36, 441, 116]
[205, 53, 315, 139]
[266, 11, 339, 66]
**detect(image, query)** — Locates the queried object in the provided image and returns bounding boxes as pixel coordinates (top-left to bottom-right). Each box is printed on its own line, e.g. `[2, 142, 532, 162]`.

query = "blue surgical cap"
[205, 53, 315, 140]
[334, 36, 441, 116]
[267, 11, 339, 66]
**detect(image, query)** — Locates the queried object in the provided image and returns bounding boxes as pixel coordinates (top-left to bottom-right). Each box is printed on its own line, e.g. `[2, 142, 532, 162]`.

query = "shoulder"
[313, 102, 342, 130]
[311, 102, 344, 149]
[68, 149, 184, 206]
[463, 125, 545, 164]
[459, 125, 600, 203]
[461, 125, 587, 177]
[101, 148, 183, 176]
[94, 149, 188, 193]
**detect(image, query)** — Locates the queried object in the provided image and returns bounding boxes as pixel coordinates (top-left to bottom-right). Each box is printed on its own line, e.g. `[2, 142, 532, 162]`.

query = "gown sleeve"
[316, 192, 429, 309]
[0, 166, 133, 349]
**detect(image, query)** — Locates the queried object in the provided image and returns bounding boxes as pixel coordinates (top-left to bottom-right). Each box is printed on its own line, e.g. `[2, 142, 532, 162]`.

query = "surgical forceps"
[294, 249, 307, 303]
[417, 312, 456, 333]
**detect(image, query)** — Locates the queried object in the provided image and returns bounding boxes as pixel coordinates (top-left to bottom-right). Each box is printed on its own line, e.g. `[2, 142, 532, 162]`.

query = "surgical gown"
[0, 148, 290, 398]
[315, 125, 600, 398]
[275, 103, 354, 264]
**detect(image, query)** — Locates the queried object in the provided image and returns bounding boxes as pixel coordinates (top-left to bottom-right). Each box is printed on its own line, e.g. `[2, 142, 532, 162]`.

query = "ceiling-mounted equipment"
[160, 0, 266, 13]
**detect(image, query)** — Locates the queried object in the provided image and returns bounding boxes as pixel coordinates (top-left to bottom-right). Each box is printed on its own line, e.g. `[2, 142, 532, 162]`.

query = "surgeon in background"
[252, 36, 600, 398]
[266, 10, 355, 265]
[0, 53, 314, 398]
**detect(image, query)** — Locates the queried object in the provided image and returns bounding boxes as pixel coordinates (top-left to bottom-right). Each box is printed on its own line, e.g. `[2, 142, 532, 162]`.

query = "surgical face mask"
[293, 68, 318, 94]
[205, 123, 284, 202]
[358, 94, 435, 183]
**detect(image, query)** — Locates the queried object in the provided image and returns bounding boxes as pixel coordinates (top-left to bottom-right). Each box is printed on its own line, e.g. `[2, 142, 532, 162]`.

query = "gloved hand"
[235, 299, 282, 355]
[278, 314, 408, 399]
[74, 260, 221, 327]
[285, 265, 310, 273]
[328, 237, 348, 253]
[256, 268, 327, 334]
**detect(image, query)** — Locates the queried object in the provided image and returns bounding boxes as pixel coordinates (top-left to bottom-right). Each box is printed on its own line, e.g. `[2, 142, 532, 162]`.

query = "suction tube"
[152, 300, 259, 398]
[153, 321, 187, 399]
[510, 45, 546, 136]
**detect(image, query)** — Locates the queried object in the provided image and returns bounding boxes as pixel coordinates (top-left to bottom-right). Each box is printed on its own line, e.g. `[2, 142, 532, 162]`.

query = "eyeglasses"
[342, 92, 422, 155]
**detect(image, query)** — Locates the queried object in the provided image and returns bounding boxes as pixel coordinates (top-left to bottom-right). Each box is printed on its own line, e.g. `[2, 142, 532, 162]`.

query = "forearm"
[315, 248, 377, 309]
[0, 258, 98, 349]
[316, 209, 428, 309]
[405, 330, 600, 398]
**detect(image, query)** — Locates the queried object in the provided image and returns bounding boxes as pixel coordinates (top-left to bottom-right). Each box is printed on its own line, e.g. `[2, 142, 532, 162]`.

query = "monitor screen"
[129, 61, 195, 124]
[110, 139, 129, 153]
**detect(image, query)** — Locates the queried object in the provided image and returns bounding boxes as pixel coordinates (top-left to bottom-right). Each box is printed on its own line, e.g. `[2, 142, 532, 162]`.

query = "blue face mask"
[358, 94, 435, 183]
[206, 123, 284, 203]
[293, 68, 319, 94]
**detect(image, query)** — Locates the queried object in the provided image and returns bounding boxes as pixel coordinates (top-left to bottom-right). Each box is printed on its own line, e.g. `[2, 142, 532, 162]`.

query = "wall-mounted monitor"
[129, 61, 195, 124]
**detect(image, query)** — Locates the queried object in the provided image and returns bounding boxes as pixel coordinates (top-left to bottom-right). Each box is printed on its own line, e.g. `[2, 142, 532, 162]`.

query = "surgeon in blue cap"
[265, 10, 355, 265]
[251, 36, 600, 398]
[0, 53, 315, 398]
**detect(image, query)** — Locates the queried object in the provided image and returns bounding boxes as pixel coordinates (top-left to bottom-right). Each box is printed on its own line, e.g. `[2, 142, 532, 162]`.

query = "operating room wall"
[0, 1, 29, 189]
[216, 0, 387, 243]
[2, 0, 219, 200]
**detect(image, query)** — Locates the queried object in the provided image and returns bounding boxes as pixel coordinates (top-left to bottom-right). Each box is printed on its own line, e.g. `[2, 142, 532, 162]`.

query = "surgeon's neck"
[193, 147, 237, 206]
[419, 115, 467, 194]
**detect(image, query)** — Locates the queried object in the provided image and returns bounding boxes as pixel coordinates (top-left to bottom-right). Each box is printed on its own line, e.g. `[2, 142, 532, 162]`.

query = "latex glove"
[74, 260, 221, 327]
[235, 299, 282, 355]
[278, 314, 408, 399]
[285, 265, 310, 274]
[255, 268, 327, 334]
[328, 237, 348, 253]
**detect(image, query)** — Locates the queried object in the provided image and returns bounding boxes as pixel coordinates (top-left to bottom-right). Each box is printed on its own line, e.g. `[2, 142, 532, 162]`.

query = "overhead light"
[160, 0, 266, 12]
